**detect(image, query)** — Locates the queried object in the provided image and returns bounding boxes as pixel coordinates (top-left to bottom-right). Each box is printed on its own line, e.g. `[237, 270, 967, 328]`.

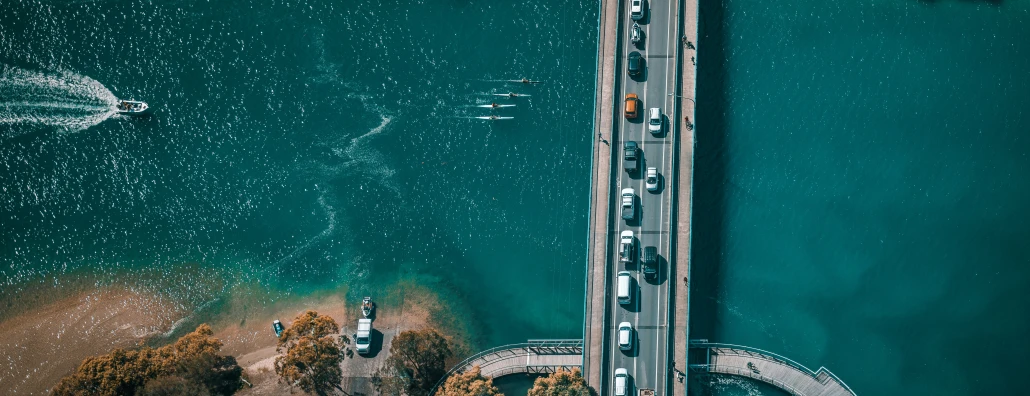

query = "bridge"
[430, 340, 583, 391]
[688, 341, 856, 396]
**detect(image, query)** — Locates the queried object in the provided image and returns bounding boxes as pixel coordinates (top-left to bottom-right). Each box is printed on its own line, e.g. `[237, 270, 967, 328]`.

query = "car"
[648, 107, 662, 134]
[628, 51, 643, 77]
[618, 322, 634, 351]
[621, 188, 636, 221]
[619, 230, 635, 263]
[623, 141, 639, 173]
[614, 368, 630, 396]
[646, 167, 659, 192]
[642, 246, 658, 279]
[624, 93, 639, 119]
[630, 0, 645, 21]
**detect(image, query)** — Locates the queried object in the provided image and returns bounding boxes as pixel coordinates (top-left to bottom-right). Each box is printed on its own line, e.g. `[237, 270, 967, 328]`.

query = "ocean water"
[691, 0, 1030, 395]
[0, 0, 598, 353]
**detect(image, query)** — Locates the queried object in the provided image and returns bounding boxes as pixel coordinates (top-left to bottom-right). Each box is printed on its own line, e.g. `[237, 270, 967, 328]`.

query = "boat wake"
[0, 65, 119, 138]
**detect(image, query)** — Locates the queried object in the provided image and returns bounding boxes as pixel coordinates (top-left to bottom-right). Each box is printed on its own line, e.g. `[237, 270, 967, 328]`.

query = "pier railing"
[689, 341, 856, 396]
[430, 339, 584, 394]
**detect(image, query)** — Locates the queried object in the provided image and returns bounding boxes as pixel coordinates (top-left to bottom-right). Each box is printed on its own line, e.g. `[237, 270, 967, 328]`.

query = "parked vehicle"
[628, 51, 644, 77]
[625, 93, 639, 119]
[646, 167, 659, 192]
[648, 107, 662, 134]
[620, 230, 635, 263]
[624, 141, 639, 173]
[621, 188, 636, 221]
[356, 319, 372, 355]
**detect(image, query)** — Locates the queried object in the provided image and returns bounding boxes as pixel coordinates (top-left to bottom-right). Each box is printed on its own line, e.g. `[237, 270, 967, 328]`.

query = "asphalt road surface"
[608, 0, 679, 394]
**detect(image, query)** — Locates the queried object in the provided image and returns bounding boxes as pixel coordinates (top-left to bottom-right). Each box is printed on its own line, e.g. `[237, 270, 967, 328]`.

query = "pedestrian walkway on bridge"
[431, 339, 583, 393]
[689, 341, 856, 396]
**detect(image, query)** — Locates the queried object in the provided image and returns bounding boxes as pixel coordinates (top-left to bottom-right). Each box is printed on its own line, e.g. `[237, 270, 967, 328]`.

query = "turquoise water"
[691, 0, 1030, 395]
[0, 0, 597, 351]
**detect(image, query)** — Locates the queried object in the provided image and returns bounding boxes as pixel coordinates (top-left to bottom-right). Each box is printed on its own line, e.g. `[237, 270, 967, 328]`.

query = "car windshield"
[357, 336, 369, 343]
[648, 176, 656, 183]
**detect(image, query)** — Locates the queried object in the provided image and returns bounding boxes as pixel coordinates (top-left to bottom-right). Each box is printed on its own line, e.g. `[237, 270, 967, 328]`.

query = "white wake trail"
[0, 65, 120, 135]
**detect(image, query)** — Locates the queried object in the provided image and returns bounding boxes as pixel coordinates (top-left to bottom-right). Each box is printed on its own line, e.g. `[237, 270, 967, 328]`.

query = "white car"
[646, 167, 659, 192]
[630, 0, 644, 21]
[614, 368, 630, 396]
[618, 322, 634, 351]
[648, 107, 662, 134]
[619, 230, 635, 263]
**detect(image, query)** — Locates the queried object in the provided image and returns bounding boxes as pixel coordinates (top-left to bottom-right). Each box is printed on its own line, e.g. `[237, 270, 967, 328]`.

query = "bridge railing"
[690, 342, 856, 395]
[430, 339, 584, 394]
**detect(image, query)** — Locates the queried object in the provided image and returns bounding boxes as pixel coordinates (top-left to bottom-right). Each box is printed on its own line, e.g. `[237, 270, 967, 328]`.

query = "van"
[617, 271, 633, 305]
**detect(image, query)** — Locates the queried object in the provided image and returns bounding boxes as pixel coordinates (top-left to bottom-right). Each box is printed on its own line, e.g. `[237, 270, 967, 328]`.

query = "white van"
[617, 271, 633, 305]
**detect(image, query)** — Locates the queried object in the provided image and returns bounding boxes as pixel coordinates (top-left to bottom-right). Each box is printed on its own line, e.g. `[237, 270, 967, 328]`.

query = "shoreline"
[0, 277, 472, 395]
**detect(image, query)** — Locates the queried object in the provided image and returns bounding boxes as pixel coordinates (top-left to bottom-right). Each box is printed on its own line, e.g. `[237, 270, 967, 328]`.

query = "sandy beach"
[0, 277, 470, 395]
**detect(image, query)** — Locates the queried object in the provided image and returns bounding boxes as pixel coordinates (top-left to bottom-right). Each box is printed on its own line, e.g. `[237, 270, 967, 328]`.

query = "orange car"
[624, 93, 639, 119]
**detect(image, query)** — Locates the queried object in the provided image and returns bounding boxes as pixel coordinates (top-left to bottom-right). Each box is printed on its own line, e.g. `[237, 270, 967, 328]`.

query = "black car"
[623, 140, 639, 173]
[628, 51, 643, 77]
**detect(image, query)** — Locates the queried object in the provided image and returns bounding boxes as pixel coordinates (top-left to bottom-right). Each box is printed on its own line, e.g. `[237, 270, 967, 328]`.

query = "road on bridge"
[606, 0, 681, 394]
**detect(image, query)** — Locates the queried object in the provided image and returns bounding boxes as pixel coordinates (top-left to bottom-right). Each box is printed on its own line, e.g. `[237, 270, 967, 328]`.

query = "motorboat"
[272, 319, 285, 338]
[362, 297, 374, 318]
[115, 100, 151, 115]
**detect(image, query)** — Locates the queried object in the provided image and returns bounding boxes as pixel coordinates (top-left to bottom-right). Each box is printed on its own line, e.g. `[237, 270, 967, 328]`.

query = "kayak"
[475, 116, 514, 120]
[477, 104, 516, 108]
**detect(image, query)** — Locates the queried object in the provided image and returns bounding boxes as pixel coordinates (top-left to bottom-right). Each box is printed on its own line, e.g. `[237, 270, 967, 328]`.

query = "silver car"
[648, 107, 662, 134]
[646, 167, 659, 192]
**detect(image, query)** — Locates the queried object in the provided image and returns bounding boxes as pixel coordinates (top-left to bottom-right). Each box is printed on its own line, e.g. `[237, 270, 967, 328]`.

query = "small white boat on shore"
[362, 297, 374, 318]
[116, 100, 151, 116]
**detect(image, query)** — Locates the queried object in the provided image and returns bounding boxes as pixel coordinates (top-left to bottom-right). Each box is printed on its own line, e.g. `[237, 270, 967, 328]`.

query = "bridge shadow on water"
[689, 0, 729, 368]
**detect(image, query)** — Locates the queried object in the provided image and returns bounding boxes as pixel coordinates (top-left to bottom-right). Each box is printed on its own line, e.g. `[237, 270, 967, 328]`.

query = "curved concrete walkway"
[689, 342, 856, 396]
[431, 340, 583, 393]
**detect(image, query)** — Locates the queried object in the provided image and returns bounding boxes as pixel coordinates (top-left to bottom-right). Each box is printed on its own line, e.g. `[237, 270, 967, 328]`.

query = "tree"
[139, 376, 208, 396]
[274, 310, 345, 396]
[51, 324, 243, 396]
[436, 366, 502, 396]
[527, 368, 593, 396]
[384, 328, 453, 396]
